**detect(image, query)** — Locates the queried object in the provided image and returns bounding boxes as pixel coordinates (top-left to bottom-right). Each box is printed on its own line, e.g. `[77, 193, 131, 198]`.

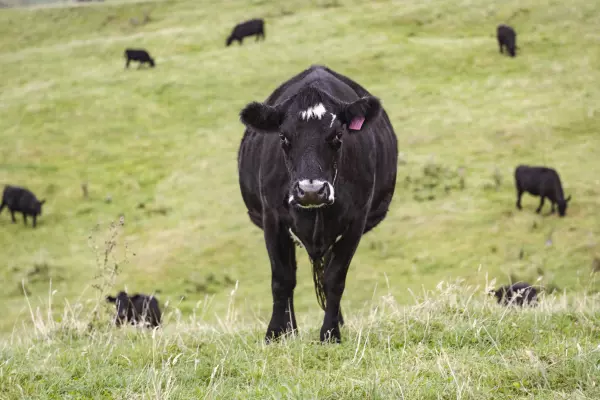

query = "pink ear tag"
[349, 116, 365, 131]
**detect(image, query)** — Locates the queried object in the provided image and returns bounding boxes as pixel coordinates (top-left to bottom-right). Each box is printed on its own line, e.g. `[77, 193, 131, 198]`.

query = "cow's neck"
[289, 208, 332, 260]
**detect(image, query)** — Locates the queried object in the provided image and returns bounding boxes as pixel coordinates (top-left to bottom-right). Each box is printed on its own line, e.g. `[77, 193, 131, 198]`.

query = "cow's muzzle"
[289, 179, 334, 208]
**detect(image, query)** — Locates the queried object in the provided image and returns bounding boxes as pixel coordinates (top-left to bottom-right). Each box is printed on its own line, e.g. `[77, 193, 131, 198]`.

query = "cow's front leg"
[536, 196, 545, 213]
[320, 217, 366, 343]
[263, 211, 297, 343]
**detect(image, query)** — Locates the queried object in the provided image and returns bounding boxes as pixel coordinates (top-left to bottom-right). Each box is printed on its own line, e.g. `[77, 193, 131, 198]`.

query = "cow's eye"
[329, 132, 342, 150]
[279, 133, 291, 149]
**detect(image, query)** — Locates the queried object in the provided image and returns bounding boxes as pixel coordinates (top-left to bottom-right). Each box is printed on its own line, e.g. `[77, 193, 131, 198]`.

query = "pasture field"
[0, 0, 599, 397]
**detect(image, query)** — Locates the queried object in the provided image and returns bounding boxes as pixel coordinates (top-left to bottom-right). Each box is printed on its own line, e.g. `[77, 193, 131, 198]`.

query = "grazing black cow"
[226, 18, 265, 46]
[124, 48, 155, 68]
[491, 282, 538, 306]
[0, 185, 45, 228]
[237, 65, 398, 343]
[515, 165, 571, 217]
[497, 24, 517, 57]
[106, 291, 161, 328]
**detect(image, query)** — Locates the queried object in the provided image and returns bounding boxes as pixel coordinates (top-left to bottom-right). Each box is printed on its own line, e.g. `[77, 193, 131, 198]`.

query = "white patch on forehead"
[300, 103, 327, 121]
[329, 113, 337, 127]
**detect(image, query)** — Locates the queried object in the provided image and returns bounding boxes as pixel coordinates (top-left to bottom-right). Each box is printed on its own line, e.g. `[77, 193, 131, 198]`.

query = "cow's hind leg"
[536, 196, 545, 214]
[516, 188, 524, 210]
[22, 213, 27, 225]
[10, 210, 16, 223]
[320, 216, 367, 343]
[263, 212, 298, 342]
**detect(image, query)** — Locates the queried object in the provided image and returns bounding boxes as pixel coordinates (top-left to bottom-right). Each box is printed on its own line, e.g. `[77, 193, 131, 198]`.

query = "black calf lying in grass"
[491, 282, 538, 307]
[515, 165, 571, 217]
[0, 185, 45, 228]
[106, 291, 162, 328]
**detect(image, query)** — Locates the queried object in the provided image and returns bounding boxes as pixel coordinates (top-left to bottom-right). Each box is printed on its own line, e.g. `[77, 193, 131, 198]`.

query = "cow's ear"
[565, 195, 572, 203]
[106, 296, 116, 303]
[39, 199, 46, 205]
[340, 96, 381, 132]
[240, 102, 284, 134]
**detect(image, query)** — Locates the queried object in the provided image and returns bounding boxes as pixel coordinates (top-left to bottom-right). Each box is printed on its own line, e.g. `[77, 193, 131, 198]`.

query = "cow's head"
[34, 199, 45, 216]
[558, 195, 572, 217]
[106, 291, 130, 326]
[490, 287, 506, 304]
[240, 87, 381, 209]
[226, 36, 234, 47]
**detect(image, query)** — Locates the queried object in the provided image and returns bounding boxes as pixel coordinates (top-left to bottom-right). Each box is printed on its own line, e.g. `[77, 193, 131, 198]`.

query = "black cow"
[491, 282, 538, 306]
[0, 185, 45, 228]
[497, 24, 517, 57]
[124, 48, 155, 68]
[226, 18, 265, 46]
[106, 291, 162, 328]
[237, 65, 398, 343]
[515, 165, 571, 217]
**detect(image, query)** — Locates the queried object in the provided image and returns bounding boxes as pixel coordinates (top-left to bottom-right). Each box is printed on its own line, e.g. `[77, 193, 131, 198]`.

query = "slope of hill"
[0, 1, 599, 392]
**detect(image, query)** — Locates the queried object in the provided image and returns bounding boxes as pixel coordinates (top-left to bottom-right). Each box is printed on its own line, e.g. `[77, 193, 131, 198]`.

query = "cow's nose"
[292, 180, 331, 207]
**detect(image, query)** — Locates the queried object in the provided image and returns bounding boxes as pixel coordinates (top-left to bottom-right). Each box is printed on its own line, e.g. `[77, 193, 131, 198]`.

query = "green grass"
[1, 0, 600, 396]
[2, 284, 600, 398]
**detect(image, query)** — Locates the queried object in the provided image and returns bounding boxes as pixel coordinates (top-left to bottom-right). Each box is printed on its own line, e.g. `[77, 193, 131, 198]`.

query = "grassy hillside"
[0, 0, 600, 394]
[1, 284, 600, 398]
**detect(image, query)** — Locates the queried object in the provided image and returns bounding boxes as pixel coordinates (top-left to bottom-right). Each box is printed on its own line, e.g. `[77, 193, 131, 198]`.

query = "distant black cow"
[226, 18, 265, 46]
[106, 291, 161, 328]
[497, 24, 517, 57]
[491, 282, 538, 306]
[515, 165, 571, 217]
[124, 48, 155, 68]
[238, 65, 398, 343]
[0, 185, 45, 228]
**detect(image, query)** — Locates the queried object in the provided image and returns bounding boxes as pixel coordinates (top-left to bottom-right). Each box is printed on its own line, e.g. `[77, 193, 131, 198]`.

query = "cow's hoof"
[265, 324, 296, 343]
[319, 326, 341, 344]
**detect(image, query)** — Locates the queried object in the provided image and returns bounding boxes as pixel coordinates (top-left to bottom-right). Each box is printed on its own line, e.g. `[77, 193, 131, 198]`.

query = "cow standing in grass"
[497, 24, 517, 57]
[515, 165, 571, 216]
[491, 282, 538, 306]
[106, 291, 162, 328]
[124, 48, 155, 68]
[237, 65, 398, 343]
[226, 18, 265, 46]
[0, 185, 45, 228]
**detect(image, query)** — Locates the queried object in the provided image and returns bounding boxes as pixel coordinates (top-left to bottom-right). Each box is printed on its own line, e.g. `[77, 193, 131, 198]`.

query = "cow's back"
[497, 24, 515, 38]
[235, 19, 263, 36]
[3, 186, 29, 208]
